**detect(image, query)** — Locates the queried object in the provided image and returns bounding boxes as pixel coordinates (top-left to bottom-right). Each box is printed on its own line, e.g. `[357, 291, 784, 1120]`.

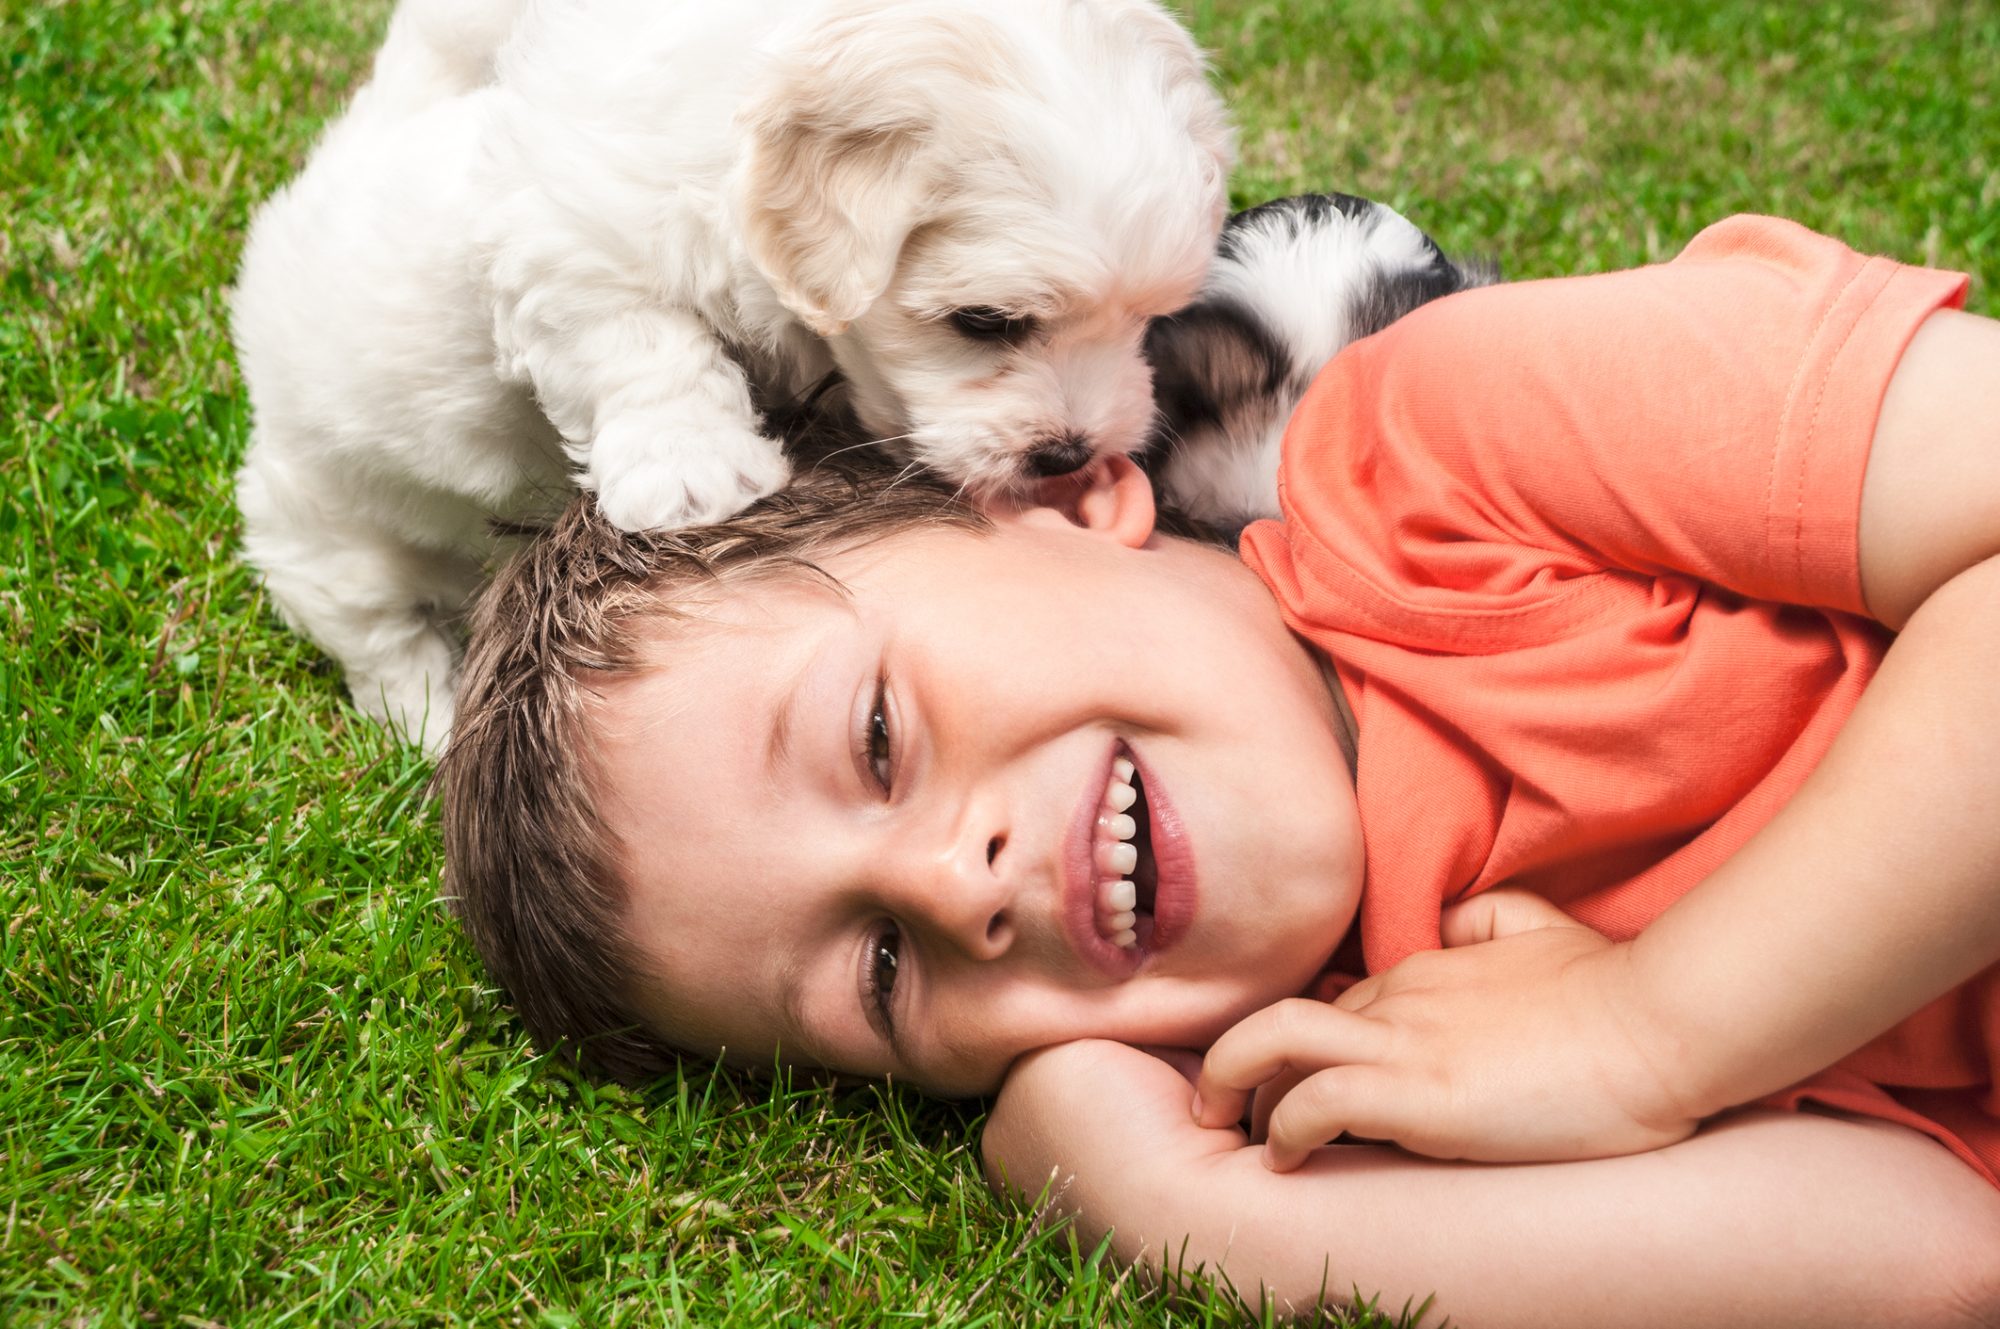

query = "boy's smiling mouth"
[1091, 754, 1155, 947]
[1065, 740, 1195, 978]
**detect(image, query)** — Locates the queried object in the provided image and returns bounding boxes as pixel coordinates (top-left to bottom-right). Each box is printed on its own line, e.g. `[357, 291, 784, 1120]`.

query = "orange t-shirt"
[1238, 216, 1999, 1185]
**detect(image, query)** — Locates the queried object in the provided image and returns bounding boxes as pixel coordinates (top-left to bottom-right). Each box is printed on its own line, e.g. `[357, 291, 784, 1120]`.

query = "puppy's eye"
[948, 306, 1037, 343]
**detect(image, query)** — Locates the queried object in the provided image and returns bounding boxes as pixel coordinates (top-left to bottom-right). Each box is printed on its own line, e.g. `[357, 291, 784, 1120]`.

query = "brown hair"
[437, 451, 992, 1082]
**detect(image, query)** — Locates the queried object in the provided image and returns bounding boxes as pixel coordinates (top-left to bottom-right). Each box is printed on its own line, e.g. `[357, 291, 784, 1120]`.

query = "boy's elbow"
[1916, 1279, 2000, 1329]
[1935, 1245, 2000, 1328]
[1911, 1193, 2000, 1329]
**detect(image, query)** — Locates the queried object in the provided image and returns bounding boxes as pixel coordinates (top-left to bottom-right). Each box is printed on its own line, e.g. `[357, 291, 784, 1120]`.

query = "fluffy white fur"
[233, 0, 1232, 750]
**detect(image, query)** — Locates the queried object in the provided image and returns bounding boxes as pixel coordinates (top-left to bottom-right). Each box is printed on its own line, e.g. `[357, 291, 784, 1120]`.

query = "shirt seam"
[1765, 257, 1872, 600]
[1279, 515, 1635, 651]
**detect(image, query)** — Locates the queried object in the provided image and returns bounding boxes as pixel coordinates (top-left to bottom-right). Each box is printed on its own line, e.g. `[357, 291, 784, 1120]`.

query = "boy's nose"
[881, 830, 1017, 962]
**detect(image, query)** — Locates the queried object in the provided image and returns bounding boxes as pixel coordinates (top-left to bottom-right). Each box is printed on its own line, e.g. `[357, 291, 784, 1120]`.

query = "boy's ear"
[1003, 455, 1157, 548]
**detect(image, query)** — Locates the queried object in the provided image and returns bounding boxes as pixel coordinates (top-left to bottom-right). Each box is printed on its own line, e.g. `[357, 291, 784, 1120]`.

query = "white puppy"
[233, 0, 1232, 751]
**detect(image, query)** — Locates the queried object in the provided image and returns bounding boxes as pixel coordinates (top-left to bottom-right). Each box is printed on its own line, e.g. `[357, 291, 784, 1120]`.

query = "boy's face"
[595, 460, 1362, 1095]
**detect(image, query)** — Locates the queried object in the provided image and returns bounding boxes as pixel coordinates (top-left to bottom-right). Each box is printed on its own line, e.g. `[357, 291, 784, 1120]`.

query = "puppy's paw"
[588, 413, 791, 532]
[349, 652, 456, 757]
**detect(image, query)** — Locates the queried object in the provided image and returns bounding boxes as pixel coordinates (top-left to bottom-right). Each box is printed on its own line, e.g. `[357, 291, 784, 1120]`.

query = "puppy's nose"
[1023, 435, 1094, 478]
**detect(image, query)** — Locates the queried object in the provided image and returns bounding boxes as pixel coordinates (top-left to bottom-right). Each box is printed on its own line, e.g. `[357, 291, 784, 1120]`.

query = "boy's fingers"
[1440, 888, 1593, 947]
[1193, 999, 1387, 1129]
[1332, 973, 1385, 1011]
[1247, 1065, 1307, 1143]
[1260, 1065, 1401, 1171]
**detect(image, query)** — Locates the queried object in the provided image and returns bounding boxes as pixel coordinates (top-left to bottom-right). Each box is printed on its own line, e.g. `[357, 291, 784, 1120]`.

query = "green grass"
[2, 0, 1994, 1323]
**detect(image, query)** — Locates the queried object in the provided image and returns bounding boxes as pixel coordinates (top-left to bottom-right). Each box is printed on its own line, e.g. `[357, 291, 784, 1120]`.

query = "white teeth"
[1100, 878, 1135, 913]
[1091, 755, 1147, 951]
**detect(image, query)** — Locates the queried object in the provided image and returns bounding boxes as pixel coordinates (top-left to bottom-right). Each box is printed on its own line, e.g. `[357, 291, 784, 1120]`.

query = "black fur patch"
[1141, 297, 1289, 457]
[1221, 192, 1499, 334]
[1218, 191, 1380, 262]
[1349, 252, 1496, 341]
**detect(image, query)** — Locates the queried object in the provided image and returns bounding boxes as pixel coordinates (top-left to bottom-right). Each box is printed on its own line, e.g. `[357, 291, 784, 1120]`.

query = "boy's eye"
[865, 677, 893, 794]
[863, 924, 901, 1037]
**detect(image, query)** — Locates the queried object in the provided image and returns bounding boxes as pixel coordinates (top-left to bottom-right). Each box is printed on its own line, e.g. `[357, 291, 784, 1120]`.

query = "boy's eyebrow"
[779, 963, 810, 1055]
[778, 960, 842, 1072]
[764, 658, 815, 779]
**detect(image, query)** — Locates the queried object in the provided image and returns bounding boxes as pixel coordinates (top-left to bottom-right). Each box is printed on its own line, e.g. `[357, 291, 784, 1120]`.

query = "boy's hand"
[1194, 891, 1700, 1168]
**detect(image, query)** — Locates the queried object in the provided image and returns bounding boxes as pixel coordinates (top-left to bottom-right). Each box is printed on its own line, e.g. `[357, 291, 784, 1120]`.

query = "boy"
[441, 217, 2000, 1324]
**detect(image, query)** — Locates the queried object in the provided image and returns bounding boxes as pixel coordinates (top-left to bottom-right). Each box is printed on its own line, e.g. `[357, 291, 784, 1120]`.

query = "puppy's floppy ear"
[733, 6, 995, 338]
[1143, 298, 1290, 452]
[1090, 0, 1235, 222]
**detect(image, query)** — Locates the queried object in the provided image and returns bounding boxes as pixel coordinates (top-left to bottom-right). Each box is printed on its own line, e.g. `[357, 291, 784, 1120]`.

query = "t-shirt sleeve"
[1266, 216, 1969, 619]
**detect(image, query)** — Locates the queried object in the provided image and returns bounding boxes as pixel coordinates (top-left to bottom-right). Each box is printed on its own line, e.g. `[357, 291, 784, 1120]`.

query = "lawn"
[2, 0, 1994, 1324]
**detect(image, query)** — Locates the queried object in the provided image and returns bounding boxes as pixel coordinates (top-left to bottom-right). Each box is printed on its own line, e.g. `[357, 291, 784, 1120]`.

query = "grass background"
[3, 0, 1994, 1323]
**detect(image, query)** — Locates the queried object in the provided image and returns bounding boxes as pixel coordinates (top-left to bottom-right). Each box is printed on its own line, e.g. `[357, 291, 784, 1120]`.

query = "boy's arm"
[1638, 306, 2000, 1117]
[985, 1040, 2000, 1328]
[1197, 309, 2000, 1164]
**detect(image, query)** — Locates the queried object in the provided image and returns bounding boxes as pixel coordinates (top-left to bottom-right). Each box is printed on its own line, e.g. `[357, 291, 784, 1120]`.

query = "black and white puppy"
[1143, 193, 1498, 533]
